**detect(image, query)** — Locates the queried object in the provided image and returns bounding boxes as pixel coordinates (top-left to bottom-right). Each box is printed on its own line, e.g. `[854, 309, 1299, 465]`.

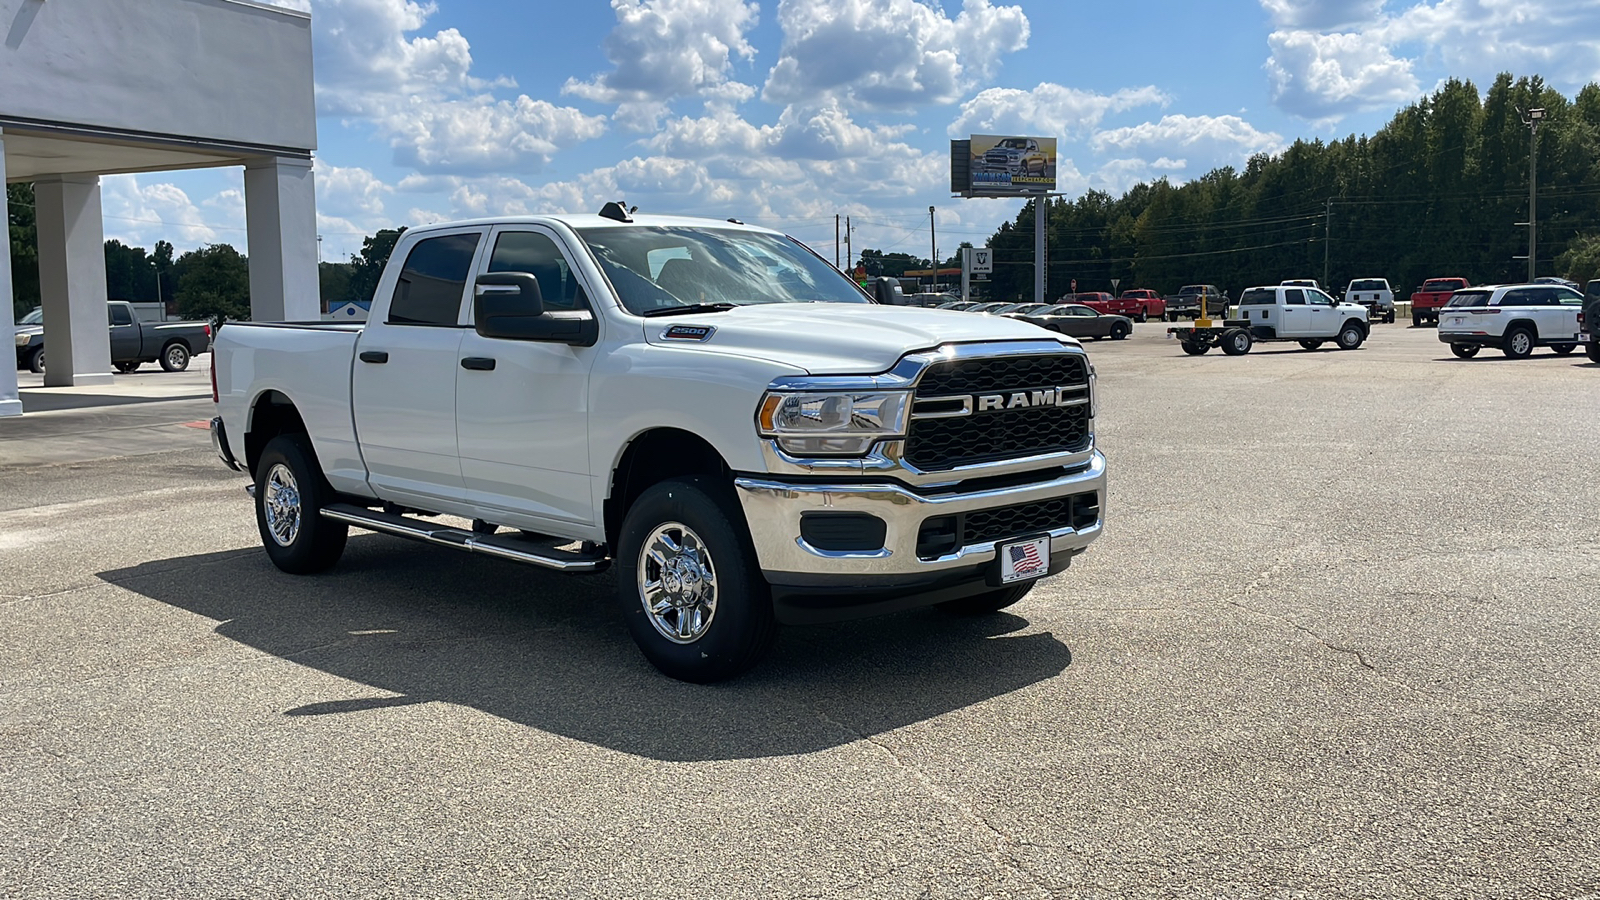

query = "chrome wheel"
[638, 521, 718, 644]
[1509, 331, 1532, 356]
[262, 462, 302, 547]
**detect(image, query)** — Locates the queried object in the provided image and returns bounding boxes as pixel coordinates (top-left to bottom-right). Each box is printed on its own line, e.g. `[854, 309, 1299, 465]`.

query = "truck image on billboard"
[969, 135, 1056, 193]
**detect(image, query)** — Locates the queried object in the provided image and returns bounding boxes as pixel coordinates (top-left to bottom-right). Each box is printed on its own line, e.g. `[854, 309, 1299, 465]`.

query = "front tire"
[27, 347, 44, 374]
[939, 583, 1035, 616]
[1336, 322, 1366, 350]
[115, 361, 141, 374]
[1551, 343, 1576, 356]
[1587, 341, 1600, 363]
[615, 476, 777, 683]
[254, 434, 348, 574]
[160, 342, 191, 372]
[1298, 340, 1324, 351]
[1450, 343, 1480, 359]
[1502, 327, 1534, 359]
[1181, 341, 1208, 356]
[1109, 322, 1130, 340]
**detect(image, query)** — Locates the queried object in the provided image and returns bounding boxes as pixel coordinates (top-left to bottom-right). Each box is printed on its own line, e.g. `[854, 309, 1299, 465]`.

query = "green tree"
[7, 183, 40, 321]
[1555, 233, 1600, 285]
[174, 244, 251, 322]
[347, 227, 407, 305]
[319, 261, 353, 311]
[104, 239, 157, 302]
[152, 240, 176, 309]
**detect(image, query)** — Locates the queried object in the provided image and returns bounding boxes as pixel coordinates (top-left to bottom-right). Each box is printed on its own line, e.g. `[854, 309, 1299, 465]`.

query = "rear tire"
[1109, 322, 1130, 340]
[160, 342, 191, 372]
[1220, 328, 1252, 355]
[1502, 327, 1534, 359]
[1587, 341, 1600, 363]
[1298, 340, 1324, 351]
[1450, 343, 1480, 359]
[615, 476, 777, 683]
[939, 583, 1035, 616]
[1552, 343, 1576, 356]
[254, 434, 348, 574]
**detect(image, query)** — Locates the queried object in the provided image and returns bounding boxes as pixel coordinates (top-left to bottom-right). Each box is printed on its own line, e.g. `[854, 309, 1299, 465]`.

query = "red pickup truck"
[1409, 277, 1469, 327]
[1116, 289, 1166, 322]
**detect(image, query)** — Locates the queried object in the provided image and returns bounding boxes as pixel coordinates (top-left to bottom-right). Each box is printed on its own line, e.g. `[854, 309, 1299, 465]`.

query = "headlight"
[13, 332, 28, 347]
[757, 391, 911, 456]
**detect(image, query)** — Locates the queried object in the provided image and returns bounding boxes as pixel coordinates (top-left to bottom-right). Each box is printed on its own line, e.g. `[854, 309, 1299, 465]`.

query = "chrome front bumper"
[733, 449, 1105, 581]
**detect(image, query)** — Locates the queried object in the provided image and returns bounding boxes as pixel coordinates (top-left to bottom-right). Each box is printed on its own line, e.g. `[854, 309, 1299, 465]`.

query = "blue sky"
[99, 0, 1600, 264]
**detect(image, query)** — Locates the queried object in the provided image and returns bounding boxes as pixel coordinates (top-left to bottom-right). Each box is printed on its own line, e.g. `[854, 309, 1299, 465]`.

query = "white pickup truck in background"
[210, 207, 1106, 682]
[1167, 284, 1369, 355]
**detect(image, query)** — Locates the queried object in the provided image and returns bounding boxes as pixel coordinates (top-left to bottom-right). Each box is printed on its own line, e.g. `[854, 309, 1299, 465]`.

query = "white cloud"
[1092, 115, 1286, 176]
[949, 83, 1170, 139]
[309, 0, 604, 173]
[99, 175, 240, 248]
[1264, 29, 1419, 122]
[563, 0, 761, 131]
[763, 0, 1029, 110]
[1260, 0, 1600, 122]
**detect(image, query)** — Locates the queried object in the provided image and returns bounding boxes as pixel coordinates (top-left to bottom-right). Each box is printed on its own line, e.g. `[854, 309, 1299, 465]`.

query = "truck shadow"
[99, 535, 1073, 762]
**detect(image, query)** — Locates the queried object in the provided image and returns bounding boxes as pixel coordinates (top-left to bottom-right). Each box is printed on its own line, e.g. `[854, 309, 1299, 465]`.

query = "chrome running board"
[320, 503, 607, 573]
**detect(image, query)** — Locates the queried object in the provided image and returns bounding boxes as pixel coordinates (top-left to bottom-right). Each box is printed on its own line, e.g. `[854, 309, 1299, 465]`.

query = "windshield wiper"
[640, 303, 740, 318]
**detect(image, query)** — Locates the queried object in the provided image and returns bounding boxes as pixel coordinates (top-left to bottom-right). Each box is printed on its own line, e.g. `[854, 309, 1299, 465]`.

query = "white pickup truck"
[210, 207, 1106, 682]
[1167, 284, 1369, 355]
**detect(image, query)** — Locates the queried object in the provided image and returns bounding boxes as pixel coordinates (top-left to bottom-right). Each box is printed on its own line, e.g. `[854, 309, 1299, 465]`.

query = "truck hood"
[13, 324, 42, 339]
[642, 303, 1075, 374]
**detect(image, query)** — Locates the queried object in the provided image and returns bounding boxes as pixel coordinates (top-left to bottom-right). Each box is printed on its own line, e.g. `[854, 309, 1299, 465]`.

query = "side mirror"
[472, 272, 599, 347]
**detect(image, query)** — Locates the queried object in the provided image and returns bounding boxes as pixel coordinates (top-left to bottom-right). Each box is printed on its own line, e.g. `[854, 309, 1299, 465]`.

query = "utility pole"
[1522, 107, 1544, 280]
[845, 216, 853, 273]
[929, 205, 937, 292]
[1034, 196, 1046, 304]
[1323, 198, 1331, 288]
[835, 214, 840, 267]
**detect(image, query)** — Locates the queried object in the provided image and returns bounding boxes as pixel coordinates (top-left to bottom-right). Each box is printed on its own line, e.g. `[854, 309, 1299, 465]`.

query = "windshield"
[575, 226, 868, 315]
[998, 139, 1028, 149]
[18, 308, 42, 325]
[1445, 290, 1491, 308]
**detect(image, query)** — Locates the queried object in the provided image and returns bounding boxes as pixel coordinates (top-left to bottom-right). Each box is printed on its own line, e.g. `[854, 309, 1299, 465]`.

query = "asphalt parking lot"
[2, 324, 1597, 899]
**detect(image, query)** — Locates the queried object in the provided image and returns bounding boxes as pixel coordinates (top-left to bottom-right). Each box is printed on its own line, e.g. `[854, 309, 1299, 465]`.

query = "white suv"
[1344, 278, 1395, 323]
[1437, 283, 1585, 359]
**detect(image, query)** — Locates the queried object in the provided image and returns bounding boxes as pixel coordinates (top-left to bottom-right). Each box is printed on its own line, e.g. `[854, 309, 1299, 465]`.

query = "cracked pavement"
[1, 325, 1598, 898]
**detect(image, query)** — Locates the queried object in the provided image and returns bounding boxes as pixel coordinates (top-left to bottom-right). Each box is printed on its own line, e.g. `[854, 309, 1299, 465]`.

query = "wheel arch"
[244, 389, 309, 476]
[1503, 317, 1537, 337]
[604, 427, 734, 550]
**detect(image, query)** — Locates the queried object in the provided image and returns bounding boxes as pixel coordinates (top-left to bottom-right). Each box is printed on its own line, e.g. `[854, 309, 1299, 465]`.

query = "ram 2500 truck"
[210, 209, 1106, 682]
[1408, 277, 1469, 327]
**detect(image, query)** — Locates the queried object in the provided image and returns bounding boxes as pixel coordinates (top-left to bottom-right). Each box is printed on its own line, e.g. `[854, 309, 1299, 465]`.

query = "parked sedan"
[1017, 304, 1133, 340]
[935, 300, 978, 311]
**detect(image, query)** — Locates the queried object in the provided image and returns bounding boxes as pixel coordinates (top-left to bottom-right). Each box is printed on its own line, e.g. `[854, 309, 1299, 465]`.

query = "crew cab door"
[1306, 288, 1340, 335]
[455, 226, 599, 529]
[107, 303, 140, 360]
[351, 227, 488, 508]
[1279, 288, 1311, 335]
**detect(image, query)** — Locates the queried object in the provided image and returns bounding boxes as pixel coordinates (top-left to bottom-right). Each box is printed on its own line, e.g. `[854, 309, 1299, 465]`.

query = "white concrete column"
[35, 174, 115, 387]
[0, 129, 22, 417]
[244, 156, 319, 321]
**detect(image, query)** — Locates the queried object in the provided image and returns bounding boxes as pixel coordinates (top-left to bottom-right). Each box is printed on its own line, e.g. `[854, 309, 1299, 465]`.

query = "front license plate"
[998, 535, 1051, 584]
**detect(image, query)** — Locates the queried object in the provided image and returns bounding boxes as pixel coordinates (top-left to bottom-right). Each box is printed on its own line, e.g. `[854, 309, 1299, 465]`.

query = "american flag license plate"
[998, 535, 1051, 584]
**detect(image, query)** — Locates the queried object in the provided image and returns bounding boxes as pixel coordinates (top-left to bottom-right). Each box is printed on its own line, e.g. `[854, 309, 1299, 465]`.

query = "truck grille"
[905, 354, 1091, 471]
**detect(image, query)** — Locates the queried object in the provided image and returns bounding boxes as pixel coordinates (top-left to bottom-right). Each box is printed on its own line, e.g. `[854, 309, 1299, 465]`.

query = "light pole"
[929, 206, 937, 292]
[1522, 107, 1544, 281]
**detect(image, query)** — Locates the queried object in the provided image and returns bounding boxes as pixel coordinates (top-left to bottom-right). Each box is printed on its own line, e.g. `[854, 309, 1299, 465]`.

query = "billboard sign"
[965, 135, 1056, 195]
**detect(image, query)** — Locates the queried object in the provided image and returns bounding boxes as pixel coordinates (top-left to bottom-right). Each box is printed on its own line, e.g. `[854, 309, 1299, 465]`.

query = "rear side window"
[108, 305, 134, 326]
[388, 233, 482, 326]
[1587, 280, 1600, 299]
[1284, 289, 1306, 305]
[1239, 289, 1276, 305]
[1446, 290, 1492, 308]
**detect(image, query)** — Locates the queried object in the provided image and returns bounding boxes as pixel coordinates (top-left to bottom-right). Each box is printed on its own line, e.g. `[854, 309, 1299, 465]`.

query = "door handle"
[359, 350, 389, 364]
[461, 357, 496, 371]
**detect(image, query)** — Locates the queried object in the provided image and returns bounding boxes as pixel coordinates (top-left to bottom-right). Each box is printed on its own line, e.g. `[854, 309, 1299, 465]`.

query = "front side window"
[1308, 289, 1335, 306]
[1552, 287, 1584, 306]
[388, 233, 482, 326]
[577, 226, 869, 316]
[487, 231, 589, 312]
